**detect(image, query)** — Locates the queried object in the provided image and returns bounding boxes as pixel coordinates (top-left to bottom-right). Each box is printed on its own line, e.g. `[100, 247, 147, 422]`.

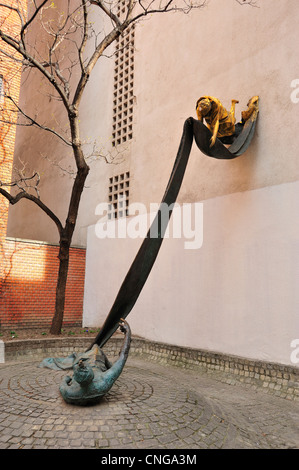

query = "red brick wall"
[0, 239, 86, 329]
[0, 1, 86, 329]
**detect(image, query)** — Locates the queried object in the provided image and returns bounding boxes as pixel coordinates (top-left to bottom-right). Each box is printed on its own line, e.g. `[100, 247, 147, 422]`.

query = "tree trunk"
[50, 239, 70, 335]
[50, 162, 89, 335]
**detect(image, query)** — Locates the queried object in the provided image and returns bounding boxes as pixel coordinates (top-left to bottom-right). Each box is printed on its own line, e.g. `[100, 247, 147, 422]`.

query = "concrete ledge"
[3, 336, 299, 401]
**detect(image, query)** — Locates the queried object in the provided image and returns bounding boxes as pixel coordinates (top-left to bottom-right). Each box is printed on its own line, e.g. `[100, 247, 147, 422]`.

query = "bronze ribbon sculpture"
[90, 96, 259, 350]
[41, 97, 258, 405]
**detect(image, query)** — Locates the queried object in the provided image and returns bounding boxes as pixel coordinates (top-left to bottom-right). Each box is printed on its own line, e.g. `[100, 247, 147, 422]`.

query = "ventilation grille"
[112, 4, 135, 147]
[108, 172, 130, 219]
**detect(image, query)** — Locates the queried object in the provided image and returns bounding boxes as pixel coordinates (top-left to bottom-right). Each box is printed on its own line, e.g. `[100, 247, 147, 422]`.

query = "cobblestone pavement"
[0, 357, 298, 449]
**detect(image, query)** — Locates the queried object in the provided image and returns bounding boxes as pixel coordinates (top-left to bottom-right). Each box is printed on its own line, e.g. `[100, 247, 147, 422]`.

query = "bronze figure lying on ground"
[40, 320, 131, 405]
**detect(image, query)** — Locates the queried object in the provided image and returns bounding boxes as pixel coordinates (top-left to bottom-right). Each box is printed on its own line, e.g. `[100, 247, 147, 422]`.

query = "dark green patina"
[41, 321, 131, 405]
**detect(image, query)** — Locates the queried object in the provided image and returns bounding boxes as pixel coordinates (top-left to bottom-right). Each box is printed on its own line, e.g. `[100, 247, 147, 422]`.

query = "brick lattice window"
[108, 172, 130, 219]
[112, 2, 135, 147]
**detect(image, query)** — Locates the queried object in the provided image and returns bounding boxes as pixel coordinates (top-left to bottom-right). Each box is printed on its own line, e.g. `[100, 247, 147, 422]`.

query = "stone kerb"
[2, 336, 299, 401]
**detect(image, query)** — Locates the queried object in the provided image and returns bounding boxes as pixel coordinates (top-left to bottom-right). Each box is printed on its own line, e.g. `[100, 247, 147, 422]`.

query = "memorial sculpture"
[41, 96, 259, 405]
[90, 95, 259, 350]
[196, 96, 239, 147]
[40, 320, 131, 405]
[196, 95, 259, 147]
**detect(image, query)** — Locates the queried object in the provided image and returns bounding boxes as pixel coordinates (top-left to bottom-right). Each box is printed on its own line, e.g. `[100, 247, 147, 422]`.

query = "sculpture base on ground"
[40, 321, 131, 406]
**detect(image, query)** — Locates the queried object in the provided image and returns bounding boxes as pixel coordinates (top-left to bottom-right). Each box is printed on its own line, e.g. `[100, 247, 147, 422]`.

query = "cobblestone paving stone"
[0, 357, 298, 449]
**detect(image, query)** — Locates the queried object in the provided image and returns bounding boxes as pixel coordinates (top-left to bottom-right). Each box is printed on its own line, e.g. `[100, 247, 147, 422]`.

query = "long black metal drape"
[89, 114, 258, 349]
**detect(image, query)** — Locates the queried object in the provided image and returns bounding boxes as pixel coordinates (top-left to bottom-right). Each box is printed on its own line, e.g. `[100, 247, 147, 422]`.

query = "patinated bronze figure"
[41, 320, 131, 405]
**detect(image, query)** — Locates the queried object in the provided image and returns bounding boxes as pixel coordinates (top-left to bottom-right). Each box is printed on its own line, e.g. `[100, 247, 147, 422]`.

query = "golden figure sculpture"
[196, 95, 259, 147]
[241, 95, 259, 122]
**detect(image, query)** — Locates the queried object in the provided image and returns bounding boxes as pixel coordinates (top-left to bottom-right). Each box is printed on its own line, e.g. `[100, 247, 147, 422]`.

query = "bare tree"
[0, 0, 252, 334]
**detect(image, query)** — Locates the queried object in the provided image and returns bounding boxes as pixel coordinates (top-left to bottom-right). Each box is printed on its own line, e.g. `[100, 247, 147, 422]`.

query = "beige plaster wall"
[4, 1, 298, 363]
[82, 1, 299, 364]
[7, 0, 299, 246]
[83, 180, 299, 366]
[131, 0, 299, 210]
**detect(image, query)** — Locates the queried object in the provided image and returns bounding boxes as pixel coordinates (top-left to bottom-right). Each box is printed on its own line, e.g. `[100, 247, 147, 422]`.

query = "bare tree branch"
[0, 163, 40, 197]
[78, 0, 89, 72]
[0, 186, 63, 235]
[0, 23, 71, 111]
[20, 0, 49, 48]
[90, 0, 122, 29]
[0, 0, 257, 334]
[3, 93, 72, 146]
[0, 3, 25, 29]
